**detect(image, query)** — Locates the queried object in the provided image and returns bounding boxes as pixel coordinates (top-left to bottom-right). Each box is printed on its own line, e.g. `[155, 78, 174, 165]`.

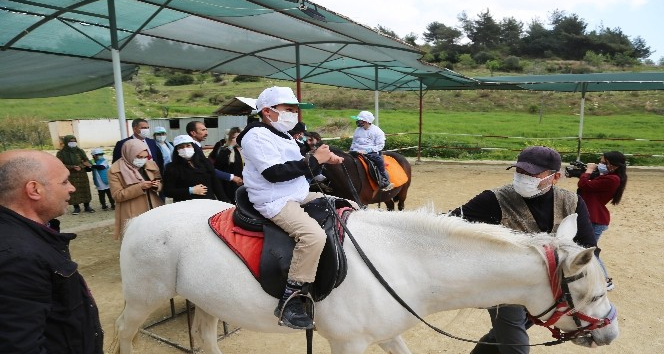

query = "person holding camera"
[577, 151, 627, 291]
[109, 139, 163, 240]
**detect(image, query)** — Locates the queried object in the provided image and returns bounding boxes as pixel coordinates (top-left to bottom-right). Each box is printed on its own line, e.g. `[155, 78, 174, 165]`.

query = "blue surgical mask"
[597, 163, 609, 175]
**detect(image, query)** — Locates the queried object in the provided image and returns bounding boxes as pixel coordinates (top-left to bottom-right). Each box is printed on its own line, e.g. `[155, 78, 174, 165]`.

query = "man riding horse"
[350, 110, 394, 191]
[236, 86, 345, 330]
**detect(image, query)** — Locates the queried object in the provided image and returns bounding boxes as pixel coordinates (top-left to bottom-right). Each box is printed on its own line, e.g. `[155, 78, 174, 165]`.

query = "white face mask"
[178, 147, 195, 160]
[139, 128, 150, 139]
[597, 163, 609, 175]
[132, 158, 148, 168]
[512, 172, 555, 198]
[155, 135, 167, 143]
[67, 142, 77, 148]
[268, 108, 299, 133]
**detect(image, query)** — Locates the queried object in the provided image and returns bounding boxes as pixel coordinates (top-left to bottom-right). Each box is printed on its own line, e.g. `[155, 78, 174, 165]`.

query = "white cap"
[154, 126, 167, 134]
[173, 134, 195, 147]
[255, 86, 313, 111]
[351, 111, 375, 123]
[91, 148, 104, 155]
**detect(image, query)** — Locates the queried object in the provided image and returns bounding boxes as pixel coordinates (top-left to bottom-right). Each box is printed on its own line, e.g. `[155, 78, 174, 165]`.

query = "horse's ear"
[556, 213, 578, 241]
[568, 247, 596, 274]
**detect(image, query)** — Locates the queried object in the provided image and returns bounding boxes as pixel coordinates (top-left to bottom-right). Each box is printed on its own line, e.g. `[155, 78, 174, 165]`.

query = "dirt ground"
[62, 160, 664, 353]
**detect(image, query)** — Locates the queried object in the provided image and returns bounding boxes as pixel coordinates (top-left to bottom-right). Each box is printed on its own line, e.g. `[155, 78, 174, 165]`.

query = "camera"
[564, 161, 599, 178]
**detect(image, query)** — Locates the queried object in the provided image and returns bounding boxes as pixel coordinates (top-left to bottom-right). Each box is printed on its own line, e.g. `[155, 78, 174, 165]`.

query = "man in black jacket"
[0, 150, 103, 354]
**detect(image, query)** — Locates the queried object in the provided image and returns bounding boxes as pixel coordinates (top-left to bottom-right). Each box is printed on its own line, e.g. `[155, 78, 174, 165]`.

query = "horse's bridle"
[527, 244, 617, 341]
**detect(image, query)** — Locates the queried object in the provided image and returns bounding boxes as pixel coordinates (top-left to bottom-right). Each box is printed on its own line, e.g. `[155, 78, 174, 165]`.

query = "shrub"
[232, 75, 261, 83]
[164, 74, 194, 86]
[501, 56, 522, 72]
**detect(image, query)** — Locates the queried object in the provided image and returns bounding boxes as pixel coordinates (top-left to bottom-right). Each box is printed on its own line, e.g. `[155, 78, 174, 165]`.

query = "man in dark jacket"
[112, 118, 164, 174]
[449, 146, 596, 354]
[0, 150, 103, 354]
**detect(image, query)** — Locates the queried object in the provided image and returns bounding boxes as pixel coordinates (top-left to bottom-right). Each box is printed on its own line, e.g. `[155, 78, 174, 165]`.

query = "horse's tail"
[107, 301, 126, 354]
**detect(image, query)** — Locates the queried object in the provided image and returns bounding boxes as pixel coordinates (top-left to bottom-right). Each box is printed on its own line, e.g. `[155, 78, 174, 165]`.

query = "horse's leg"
[385, 198, 395, 211]
[191, 306, 223, 354]
[329, 339, 370, 354]
[377, 335, 412, 354]
[113, 301, 158, 354]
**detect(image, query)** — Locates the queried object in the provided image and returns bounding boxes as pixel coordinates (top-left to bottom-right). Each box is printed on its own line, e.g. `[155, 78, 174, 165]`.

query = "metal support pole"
[374, 66, 379, 126]
[417, 79, 423, 162]
[108, 0, 127, 138]
[296, 44, 302, 122]
[577, 87, 587, 161]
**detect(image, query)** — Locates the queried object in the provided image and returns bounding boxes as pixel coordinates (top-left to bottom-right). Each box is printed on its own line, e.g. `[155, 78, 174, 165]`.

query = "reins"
[320, 197, 567, 348]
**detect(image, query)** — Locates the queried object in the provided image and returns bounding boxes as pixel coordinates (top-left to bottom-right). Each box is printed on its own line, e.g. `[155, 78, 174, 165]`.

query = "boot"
[274, 281, 314, 330]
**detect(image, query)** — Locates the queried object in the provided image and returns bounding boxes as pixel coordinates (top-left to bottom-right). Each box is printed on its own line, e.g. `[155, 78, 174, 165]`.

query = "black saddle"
[233, 186, 350, 302]
[349, 151, 382, 185]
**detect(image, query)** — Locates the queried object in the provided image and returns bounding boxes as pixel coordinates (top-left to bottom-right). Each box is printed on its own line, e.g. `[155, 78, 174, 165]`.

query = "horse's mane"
[353, 208, 565, 249]
[351, 208, 604, 304]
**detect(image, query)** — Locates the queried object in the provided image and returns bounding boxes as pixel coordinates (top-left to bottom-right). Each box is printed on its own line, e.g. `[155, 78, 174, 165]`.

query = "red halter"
[527, 244, 617, 341]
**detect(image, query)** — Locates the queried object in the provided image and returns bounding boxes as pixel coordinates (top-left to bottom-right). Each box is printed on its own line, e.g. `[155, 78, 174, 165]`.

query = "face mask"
[298, 136, 306, 144]
[67, 141, 77, 148]
[178, 147, 195, 160]
[597, 163, 609, 175]
[132, 158, 148, 168]
[512, 172, 555, 198]
[268, 108, 299, 133]
[155, 135, 167, 143]
[139, 128, 150, 139]
[356, 120, 364, 128]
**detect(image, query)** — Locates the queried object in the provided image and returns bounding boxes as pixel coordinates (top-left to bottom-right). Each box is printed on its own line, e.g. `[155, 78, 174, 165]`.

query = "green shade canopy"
[0, 0, 477, 98]
[474, 72, 664, 92]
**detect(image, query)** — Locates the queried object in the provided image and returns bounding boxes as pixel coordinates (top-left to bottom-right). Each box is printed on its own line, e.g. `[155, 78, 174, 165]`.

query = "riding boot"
[274, 280, 314, 330]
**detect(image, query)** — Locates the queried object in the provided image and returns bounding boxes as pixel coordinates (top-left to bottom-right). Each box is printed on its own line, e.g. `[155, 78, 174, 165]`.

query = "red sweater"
[577, 172, 621, 225]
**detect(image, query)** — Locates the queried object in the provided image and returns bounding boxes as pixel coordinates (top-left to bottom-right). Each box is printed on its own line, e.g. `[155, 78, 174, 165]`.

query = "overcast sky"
[313, 0, 663, 62]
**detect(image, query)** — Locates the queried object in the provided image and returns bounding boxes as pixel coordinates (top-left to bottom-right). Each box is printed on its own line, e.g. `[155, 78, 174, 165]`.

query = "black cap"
[507, 146, 561, 174]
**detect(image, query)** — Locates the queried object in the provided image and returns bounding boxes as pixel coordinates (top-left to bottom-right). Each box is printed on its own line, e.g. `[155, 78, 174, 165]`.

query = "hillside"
[2, 66, 664, 119]
[1, 66, 663, 166]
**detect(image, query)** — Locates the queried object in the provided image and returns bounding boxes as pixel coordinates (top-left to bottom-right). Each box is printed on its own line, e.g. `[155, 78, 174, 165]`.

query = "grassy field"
[2, 67, 663, 165]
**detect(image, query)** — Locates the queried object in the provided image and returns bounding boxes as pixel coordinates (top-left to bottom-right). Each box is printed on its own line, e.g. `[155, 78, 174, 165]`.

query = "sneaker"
[274, 296, 314, 330]
[84, 207, 95, 213]
[381, 182, 395, 191]
[101, 205, 108, 210]
[606, 278, 615, 291]
[72, 207, 80, 215]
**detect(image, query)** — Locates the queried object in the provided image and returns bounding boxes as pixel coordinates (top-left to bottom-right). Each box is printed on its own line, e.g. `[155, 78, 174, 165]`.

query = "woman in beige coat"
[109, 139, 164, 240]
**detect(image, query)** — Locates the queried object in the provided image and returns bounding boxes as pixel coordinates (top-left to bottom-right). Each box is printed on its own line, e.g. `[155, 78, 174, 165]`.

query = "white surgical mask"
[512, 172, 555, 198]
[155, 135, 167, 143]
[132, 158, 148, 168]
[139, 128, 150, 139]
[67, 142, 77, 148]
[597, 163, 609, 175]
[268, 108, 299, 133]
[178, 147, 195, 160]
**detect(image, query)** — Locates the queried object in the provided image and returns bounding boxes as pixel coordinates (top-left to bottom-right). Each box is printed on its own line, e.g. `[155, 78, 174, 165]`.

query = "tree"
[499, 17, 523, 55]
[631, 36, 652, 59]
[521, 19, 555, 58]
[550, 10, 589, 59]
[459, 9, 501, 52]
[423, 21, 462, 45]
[376, 25, 398, 39]
[403, 32, 418, 46]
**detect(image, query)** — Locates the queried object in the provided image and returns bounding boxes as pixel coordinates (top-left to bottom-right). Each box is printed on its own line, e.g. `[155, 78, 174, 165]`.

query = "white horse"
[113, 199, 618, 353]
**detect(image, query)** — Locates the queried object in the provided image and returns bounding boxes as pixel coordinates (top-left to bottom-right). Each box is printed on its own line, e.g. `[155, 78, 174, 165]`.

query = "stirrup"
[275, 290, 316, 330]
